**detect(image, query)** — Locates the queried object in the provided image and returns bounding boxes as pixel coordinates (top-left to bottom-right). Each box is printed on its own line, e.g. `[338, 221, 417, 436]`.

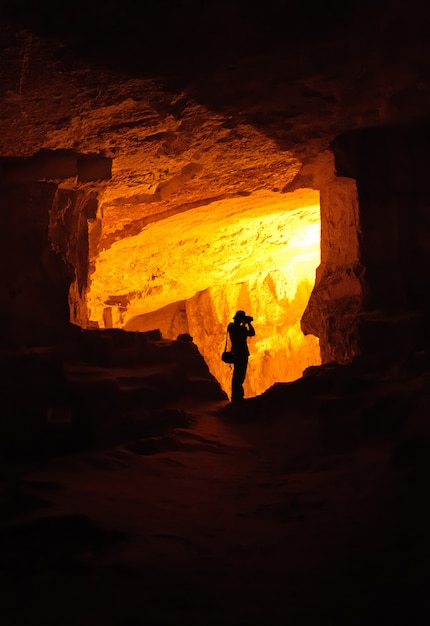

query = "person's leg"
[231, 358, 248, 402]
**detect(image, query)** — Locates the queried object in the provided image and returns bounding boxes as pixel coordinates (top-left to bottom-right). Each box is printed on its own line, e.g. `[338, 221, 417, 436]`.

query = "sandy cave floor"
[1, 362, 430, 626]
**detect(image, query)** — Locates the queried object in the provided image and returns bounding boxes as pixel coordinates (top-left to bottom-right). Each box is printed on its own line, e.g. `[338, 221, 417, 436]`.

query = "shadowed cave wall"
[331, 122, 430, 361]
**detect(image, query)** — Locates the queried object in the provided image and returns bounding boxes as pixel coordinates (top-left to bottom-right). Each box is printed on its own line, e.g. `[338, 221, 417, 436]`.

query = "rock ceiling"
[2, 2, 429, 213]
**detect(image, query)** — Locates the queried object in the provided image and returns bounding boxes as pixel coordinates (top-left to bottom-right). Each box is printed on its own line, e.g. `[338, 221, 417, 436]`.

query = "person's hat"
[234, 310, 246, 320]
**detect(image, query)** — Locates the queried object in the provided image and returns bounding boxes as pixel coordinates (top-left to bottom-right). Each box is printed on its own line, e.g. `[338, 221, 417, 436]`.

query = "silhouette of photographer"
[227, 310, 255, 403]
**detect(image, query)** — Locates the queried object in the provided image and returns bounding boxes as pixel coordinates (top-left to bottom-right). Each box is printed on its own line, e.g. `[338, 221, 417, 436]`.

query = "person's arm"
[246, 322, 255, 337]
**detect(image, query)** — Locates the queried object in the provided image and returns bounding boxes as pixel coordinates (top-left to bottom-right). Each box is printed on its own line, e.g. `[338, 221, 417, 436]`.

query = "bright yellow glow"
[87, 188, 321, 397]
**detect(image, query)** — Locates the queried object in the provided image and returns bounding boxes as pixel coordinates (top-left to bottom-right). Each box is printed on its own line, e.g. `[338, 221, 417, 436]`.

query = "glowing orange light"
[87, 188, 321, 397]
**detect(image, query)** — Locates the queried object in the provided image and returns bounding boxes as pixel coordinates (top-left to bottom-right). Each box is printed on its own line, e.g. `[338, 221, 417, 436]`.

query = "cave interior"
[2, 2, 430, 623]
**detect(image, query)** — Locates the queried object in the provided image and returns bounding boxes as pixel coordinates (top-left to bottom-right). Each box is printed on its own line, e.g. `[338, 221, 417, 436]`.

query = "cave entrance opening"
[86, 188, 322, 397]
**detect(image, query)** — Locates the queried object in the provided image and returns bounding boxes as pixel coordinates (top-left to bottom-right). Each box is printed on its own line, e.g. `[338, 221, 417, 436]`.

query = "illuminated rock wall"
[91, 189, 322, 397]
[301, 176, 363, 364]
[124, 267, 321, 399]
[185, 276, 321, 398]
